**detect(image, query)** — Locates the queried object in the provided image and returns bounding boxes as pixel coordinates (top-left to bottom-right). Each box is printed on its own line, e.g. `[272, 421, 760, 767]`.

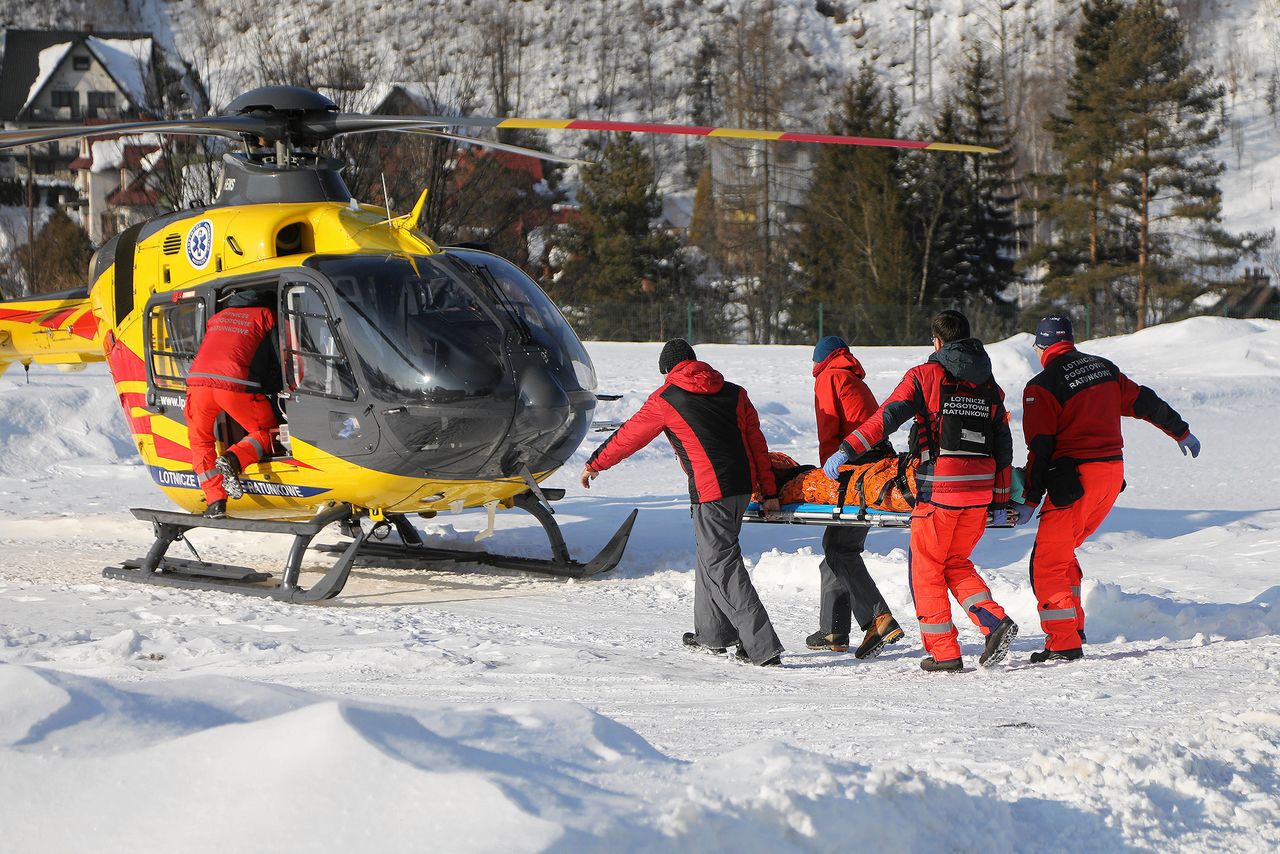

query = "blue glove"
[1013, 502, 1037, 526]
[822, 449, 849, 480]
[991, 509, 1009, 526]
[1178, 432, 1201, 458]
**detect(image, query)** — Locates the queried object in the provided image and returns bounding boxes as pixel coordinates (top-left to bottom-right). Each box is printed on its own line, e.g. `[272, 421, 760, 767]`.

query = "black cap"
[1035, 315, 1074, 348]
[658, 339, 696, 374]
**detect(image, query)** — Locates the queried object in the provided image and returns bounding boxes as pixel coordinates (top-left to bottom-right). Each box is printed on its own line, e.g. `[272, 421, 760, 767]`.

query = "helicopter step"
[315, 492, 639, 580]
[103, 505, 367, 603]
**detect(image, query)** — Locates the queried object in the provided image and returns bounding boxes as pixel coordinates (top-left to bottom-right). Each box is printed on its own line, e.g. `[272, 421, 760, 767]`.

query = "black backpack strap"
[896, 452, 917, 507]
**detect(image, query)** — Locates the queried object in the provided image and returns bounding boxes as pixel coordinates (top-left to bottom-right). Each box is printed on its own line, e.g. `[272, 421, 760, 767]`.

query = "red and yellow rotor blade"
[473, 117, 998, 154]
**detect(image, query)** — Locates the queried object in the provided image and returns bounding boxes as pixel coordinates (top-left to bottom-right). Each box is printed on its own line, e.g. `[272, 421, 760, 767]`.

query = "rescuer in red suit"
[185, 289, 280, 518]
[823, 311, 1019, 673]
[806, 335, 904, 659]
[1014, 315, 1200, 663]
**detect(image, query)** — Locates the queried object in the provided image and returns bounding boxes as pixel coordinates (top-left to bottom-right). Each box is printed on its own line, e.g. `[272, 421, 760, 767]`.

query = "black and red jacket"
[840, 339, 1013, 509]
[188, 306, 277, 391]
[813, 347, 882, 461]
[1022, 341, 1189, 505]
[587, 359, 778, 503]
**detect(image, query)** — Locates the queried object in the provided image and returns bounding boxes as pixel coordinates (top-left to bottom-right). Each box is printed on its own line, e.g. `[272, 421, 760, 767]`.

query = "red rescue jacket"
[587, 359, 778, 503]
[813, 347, 881, 461]
[188, 306, 277, 391]
[1022, 341, 1189, 505]
[840, 339, 1012, 509]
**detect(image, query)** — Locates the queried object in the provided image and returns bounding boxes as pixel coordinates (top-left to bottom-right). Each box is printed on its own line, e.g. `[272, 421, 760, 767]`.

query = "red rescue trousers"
[184, 386, 278, 504]
[1031, 460, 1125, 651]
[909, 503, 1008, 661]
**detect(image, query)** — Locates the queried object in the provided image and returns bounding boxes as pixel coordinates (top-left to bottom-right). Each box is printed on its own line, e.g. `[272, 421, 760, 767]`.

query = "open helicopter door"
[278, 277, 379, 458]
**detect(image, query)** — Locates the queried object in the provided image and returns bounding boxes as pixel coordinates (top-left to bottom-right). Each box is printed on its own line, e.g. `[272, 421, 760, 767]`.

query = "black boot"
[805, 630, 849, 652]
[203, 499, 227, 519]
[215, 453, 244, 500]
[1029, 647, 1083, 664]
[682, 632, 726, 655]
[978, 617, 1019, 667]
[734, 643, 781, 666]
[920, 656, 964, 673]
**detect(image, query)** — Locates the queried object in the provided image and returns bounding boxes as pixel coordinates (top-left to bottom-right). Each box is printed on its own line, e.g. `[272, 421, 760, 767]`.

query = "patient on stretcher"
[755, 451, 919, 513]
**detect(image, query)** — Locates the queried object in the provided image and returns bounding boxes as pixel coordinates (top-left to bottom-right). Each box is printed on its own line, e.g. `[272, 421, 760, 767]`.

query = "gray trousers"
[690, 493, 784, 664]
[819, 525, 890, 636]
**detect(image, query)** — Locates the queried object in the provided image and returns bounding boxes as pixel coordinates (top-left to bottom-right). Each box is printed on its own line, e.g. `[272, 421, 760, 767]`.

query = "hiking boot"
[682, 632, 726, 655]
[978, 617, 1019, 668]
[920, 656, 964, 673]
[759, 654, 782, 667]
[215, 453, 244, 500]
[805, 630, 849, 652]
[203, 499, 227, 519]
[855, 614, 905, 660]
[1029, 647, 1083, 664]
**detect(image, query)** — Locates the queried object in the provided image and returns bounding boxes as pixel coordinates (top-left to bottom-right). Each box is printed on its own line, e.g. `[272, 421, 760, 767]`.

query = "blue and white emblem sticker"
[185, 219, 214, 269]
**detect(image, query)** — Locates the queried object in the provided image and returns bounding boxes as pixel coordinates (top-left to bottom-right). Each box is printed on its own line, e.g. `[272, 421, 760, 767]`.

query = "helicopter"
[0, 85, 995, 603]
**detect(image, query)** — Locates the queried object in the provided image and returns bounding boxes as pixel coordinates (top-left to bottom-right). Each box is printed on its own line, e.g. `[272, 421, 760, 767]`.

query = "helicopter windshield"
[310, 255, 506, 403]
[445, 249, 597, 392]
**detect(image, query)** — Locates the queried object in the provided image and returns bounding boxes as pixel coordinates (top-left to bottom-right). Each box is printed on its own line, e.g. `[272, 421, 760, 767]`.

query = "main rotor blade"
[319, 113, 998, 154]
[0, 116, 274, 152]
[387, 128, 590, 166]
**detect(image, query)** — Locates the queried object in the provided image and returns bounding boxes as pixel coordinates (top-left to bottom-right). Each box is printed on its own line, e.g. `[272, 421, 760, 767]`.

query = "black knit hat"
[658, 338, 696, 374]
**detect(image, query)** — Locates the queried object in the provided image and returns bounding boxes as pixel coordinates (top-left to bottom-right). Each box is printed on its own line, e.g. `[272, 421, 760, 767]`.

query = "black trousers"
[818, 526, 890, 635]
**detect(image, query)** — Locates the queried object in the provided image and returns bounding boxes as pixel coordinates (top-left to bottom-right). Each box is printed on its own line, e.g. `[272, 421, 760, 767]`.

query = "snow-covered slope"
[2, 318, 1279, 851]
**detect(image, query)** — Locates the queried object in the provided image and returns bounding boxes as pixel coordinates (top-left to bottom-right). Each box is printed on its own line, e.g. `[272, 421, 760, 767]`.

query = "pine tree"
[1101, 0, 1262, 328]
[14, 210, 93, 295]
[792, 66, 918, 344]
[902, 102, 970, 305]
[555, 135, 680, 339]
[1027, 0, 1131, 333]
[951, 44, 1022, 305]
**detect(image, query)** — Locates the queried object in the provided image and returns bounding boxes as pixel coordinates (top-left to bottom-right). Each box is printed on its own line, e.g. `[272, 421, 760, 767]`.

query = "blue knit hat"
[813, 335, 847, 363]
[1034, 315, 1074, 348]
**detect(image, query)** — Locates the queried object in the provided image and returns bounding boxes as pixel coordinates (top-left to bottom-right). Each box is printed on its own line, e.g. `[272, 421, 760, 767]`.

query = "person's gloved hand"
[1178, 432, 1201, 458]
[1013, 502, 1038, 526]
[761, 498, 781, 520]
[822, 449, 849, 480]
[991, 508, 1009, 526]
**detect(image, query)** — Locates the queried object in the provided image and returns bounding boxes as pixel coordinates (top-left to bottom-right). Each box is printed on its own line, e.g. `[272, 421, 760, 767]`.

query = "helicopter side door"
[278, 277, 380, 460]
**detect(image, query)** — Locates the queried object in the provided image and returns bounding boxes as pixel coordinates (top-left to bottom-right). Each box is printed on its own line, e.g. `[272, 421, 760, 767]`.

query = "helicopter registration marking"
[185, 219, 214, 270]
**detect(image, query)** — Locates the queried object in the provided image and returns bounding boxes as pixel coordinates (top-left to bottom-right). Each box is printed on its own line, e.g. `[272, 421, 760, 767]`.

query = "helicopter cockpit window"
[148, 298, 206, 391]
[447, 250, 597, 392]
[313, 255, 506, 403]
[281, 283, 357, 400]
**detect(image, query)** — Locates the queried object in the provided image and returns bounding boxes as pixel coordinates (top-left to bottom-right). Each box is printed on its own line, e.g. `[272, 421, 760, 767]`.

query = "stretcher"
[743, 502, 1012, 528]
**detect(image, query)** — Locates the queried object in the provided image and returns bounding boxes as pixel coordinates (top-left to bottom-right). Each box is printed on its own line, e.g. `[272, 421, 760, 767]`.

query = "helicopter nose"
[500, 365, 586, 476]
[516, 365, 570, 431]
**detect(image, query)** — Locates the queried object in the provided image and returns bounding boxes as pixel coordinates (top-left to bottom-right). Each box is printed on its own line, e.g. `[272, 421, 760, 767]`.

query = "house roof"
[0, 29, 155, 121]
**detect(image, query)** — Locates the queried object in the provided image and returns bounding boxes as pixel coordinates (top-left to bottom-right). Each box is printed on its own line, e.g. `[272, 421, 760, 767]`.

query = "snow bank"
[6, 662, 1275, 853]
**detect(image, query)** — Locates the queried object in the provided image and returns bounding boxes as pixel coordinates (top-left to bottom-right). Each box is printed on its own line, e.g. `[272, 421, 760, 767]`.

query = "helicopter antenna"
[381, 173, 392, 226]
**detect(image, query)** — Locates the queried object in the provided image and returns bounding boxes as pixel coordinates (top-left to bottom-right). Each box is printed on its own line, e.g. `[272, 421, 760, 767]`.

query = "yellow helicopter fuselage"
[1, 199, 566, 521]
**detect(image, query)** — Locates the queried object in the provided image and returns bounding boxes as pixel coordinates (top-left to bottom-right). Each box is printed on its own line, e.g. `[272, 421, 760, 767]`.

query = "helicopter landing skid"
[103, 504, 368, 603]
[316, 493, 640, 579]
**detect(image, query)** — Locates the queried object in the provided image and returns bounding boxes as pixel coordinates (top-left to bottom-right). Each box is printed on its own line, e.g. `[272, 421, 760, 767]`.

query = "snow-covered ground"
[2, 317, 1280, 852]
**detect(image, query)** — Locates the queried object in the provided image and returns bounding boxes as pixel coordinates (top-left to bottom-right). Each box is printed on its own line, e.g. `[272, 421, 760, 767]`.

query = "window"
[51, 90, 80, 115]
[72, 55, 90, 71]
[148, 298, 206, 391]
[282, 283, 356, 399]
[87, 91, 115, 117]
